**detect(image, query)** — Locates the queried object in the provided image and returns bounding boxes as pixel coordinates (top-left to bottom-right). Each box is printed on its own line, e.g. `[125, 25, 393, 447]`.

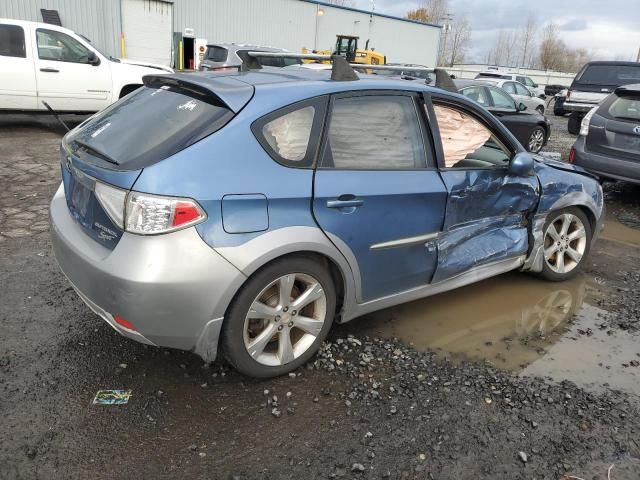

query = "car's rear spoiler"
[142, 74, 254, 113]
[614, 84, 640, 97]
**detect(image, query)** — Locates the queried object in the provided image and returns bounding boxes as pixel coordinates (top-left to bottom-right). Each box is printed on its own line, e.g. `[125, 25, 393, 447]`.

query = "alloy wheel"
[242, 273, 327, 366]
[543, 213, 587, 274]
[528, 128, 545, 153]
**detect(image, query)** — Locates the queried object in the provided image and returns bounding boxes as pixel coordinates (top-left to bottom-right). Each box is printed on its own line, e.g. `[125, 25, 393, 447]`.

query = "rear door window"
[321, 94, 427, 170]
[66, 85, 234, 169]
[0, 24, 26, 57]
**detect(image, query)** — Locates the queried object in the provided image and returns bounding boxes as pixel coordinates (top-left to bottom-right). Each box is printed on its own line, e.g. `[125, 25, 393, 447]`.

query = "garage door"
[122, 0, 172, 66]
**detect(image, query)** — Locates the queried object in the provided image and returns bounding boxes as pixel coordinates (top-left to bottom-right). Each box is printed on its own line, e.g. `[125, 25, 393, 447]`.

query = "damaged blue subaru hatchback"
[50, 64, 604, 378]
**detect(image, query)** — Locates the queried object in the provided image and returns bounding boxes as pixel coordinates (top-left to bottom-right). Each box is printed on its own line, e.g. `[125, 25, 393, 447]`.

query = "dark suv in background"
[571, 83, 640, 184]
[564, 61, 640, 134]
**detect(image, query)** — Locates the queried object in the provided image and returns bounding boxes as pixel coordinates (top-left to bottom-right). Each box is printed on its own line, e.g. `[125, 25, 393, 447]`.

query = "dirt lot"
[1, 108, 640, 480]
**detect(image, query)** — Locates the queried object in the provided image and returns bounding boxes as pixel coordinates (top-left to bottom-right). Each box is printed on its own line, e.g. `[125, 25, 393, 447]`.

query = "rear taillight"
[93, 181, 206, 235]
[579, 106, 598, 136]
[569, 147, 576, 163]
[566, 90, 572, 99]
[126, 191, 206, 235]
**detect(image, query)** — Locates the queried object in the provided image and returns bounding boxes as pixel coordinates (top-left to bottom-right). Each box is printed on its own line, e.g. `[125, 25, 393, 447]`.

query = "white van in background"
[0, 18, 172, 113]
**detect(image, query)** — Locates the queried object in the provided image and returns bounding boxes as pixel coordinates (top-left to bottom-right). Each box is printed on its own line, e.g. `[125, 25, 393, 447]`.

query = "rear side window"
[66, 86, 234, 169]
[608, 95, 640, 121]
[263, 106, 315, 161]
[0, 24, 26, 58]
[252, 97, 327, 168]
[322, 95, 426, 170]
[206, 46, 228, 62]
[576, 64, 640, 85]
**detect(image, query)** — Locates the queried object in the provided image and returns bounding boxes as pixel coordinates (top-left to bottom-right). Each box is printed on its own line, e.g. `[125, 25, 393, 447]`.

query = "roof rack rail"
[244, 51, 457, 91]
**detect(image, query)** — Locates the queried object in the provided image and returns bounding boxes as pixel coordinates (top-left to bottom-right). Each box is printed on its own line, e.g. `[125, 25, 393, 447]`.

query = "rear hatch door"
[587, 89, 640, 161]
[60, 74, 253, 249]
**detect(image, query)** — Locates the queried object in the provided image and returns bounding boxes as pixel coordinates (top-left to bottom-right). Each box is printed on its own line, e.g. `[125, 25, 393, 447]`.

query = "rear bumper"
[563, 101, 597, 113]
[572, 137, 640, 184]
[49, 183, 246, 361]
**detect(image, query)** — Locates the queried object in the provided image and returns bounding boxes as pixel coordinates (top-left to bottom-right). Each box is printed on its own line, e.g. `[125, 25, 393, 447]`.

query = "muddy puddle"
[347, 270, 640, 395]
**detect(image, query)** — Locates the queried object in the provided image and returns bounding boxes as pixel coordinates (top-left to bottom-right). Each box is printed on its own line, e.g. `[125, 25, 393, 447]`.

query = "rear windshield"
[66, 85, 233, 170]
[575, 65, 640, 86]
[608, 94, 640, 121]
[205, 46, 228, 62]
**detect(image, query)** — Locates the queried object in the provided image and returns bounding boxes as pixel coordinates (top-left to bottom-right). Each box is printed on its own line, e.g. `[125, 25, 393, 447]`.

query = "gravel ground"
[1, 113, 640, 479]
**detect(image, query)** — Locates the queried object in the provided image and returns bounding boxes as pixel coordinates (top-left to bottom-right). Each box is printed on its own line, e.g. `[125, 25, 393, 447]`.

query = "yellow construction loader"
[303, 35, 386, 65]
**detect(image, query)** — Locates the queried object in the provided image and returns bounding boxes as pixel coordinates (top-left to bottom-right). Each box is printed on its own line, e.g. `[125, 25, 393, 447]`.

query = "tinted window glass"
[323, 96, 426, 170]
[608, 95, 640, 121]
[205, 46, 227, 62]
[461, 87, 490, 107]
[576, 64, 640, 85]
[488, 87, 516, 109]
[66, 86, 234, 169]
[36, 29, 91, 63]
[262, 106, 315, 162]
[0, 24, 26, 58]
[524, 77, 535, 87]
[434, 104, 511, 169]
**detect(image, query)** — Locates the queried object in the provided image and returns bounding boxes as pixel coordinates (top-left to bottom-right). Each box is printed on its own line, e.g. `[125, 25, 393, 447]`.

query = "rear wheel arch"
[119, 84, 142, 98]
[223, 250, 347, 324]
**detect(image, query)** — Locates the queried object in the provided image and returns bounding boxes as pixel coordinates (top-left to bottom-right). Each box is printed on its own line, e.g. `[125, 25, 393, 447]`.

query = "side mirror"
[509, 152, 535, 176]
[517, 102, 527, 112]
[88, 51, 100, 66]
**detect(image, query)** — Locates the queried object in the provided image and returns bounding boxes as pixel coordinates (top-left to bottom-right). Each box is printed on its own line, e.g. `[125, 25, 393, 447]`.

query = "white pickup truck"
[0, 18, 172, 113]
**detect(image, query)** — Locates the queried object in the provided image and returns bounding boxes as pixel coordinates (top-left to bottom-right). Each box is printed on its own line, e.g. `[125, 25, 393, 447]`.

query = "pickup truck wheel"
[567, 112, 582, 135]
[538, 207, 592, 282]
[222, 257, 336, 378]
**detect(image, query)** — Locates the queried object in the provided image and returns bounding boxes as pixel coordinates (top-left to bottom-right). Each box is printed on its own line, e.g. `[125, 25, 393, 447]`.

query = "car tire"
[535, 105, 545, 115]
[568, 113, 582, 135]
[537, 207, 592, 282]
[221, 256, 336, 378]
[527, 126, 546, 153]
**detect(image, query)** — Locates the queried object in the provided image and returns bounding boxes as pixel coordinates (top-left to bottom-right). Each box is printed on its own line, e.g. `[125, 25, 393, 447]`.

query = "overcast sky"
[350, 0, 640, 63]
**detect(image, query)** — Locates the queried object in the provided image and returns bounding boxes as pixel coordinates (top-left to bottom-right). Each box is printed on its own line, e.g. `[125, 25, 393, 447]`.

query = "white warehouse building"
[0, 0, 442, 69]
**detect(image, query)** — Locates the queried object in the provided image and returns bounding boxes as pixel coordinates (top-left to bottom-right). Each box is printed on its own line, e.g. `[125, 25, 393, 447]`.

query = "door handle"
[326, 195, 363, 209]
[40, 68, 59, 73]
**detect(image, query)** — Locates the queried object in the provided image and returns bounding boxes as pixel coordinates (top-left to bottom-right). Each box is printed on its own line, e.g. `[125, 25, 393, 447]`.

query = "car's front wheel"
[527, 126, 546, 153]
[538, 207, 592, 281]
[221, 257, 336, 378]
